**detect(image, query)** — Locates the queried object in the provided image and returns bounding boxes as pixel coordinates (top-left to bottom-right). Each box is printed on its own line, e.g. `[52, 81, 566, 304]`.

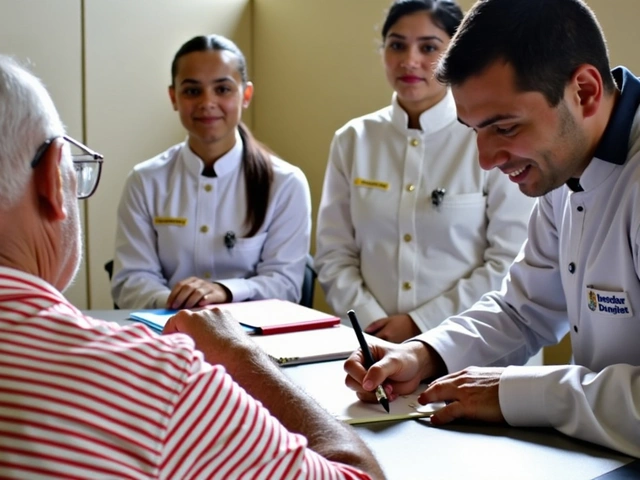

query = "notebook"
[220, 299, 340, 334]
[251, 325, 360, 366]
[128, 309, 256, 335]
[129, 299, 340, 335]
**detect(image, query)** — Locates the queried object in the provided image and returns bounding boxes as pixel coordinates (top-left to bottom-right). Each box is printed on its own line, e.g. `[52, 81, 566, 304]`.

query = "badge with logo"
[586, 287, 633, 318]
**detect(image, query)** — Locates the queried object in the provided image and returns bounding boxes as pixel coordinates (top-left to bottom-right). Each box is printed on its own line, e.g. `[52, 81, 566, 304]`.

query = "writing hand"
[343, 340, 436, 404]
[365, 314, 420, 343]
[166, 277, 231, 309]
[419, 367, 506, 425]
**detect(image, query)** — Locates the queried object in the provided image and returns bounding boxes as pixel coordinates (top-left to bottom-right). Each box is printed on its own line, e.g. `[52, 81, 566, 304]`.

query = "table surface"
[87, 309, 638, 480]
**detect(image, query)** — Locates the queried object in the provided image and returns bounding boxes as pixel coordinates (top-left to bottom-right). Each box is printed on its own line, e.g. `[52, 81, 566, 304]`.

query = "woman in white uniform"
[112, 35, 311, 310]
[315, 0, 534, 342]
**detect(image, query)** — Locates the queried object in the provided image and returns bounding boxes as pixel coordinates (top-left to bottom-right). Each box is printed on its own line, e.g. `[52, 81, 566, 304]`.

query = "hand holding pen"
[347, 310, 390, 413]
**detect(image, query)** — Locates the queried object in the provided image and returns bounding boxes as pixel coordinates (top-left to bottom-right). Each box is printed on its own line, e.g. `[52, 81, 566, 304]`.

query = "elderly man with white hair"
[0, 55, 383, 480]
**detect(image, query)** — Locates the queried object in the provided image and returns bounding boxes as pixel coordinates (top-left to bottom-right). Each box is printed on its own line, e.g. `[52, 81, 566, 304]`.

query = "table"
[89, 310, 638, 479]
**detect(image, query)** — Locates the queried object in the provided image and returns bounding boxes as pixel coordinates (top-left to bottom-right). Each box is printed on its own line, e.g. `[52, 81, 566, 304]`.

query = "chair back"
[299, 254, 316, 308]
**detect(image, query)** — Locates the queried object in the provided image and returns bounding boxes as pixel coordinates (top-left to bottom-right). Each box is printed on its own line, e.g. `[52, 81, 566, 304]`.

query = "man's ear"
[570, 64, 603, 120]
[33, 138, 67, 221]
[242, 82, 254, 109]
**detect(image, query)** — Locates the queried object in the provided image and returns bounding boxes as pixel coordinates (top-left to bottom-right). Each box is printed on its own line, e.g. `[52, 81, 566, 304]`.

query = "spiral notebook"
[251, 325, 360, 366]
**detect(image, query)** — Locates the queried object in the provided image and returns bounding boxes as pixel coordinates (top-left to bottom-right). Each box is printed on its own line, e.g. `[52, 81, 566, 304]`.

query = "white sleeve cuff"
[500, 365, 565, 427]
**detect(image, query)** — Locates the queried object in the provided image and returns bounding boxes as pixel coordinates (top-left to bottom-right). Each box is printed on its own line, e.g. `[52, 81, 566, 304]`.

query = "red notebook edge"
[244, 316, 340, 335]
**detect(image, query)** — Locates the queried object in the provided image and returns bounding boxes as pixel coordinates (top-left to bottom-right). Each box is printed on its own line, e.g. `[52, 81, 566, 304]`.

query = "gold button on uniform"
[410, 138, 419, 147]
[204, 184, 212, 192]
[203, 272, 211, 279]
[406, 184, 415, 192]
[402, 281, 412, 291]
[200, 225, 209, 233]
[404, 234, 412, 242]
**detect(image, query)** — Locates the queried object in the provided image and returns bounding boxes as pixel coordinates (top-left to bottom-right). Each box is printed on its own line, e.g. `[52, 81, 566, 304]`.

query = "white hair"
[0, 55, 65, 209]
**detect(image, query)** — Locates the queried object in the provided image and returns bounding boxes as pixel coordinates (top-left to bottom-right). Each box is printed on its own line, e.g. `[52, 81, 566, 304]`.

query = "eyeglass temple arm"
[63, 135, 104, 160]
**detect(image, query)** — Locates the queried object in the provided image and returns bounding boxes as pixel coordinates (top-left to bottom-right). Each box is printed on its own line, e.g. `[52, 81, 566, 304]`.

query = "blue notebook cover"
[129, 309, 257, 335]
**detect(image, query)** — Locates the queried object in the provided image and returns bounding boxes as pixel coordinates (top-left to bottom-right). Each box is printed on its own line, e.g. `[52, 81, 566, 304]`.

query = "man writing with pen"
[345, 0, 640, 458]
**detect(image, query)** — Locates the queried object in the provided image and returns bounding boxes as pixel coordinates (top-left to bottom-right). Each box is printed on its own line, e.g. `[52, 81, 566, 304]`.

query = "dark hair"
[381, 0, 463, 40]
[171, 35, 273, 237]
[435, 0, 616, 106]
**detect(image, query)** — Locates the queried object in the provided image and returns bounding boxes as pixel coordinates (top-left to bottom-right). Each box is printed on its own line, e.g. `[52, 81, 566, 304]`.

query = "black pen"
[347, 309, 390, 413]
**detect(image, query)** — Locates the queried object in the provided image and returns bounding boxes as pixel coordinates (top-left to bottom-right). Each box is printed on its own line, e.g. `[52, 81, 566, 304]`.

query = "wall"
[0, 0, 87, 307]
[252, 0, 640, 365]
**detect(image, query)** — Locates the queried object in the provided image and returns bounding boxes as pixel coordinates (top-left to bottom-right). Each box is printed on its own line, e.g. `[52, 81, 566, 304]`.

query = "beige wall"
[252, 0, 640, 364]
[0, 0, 87, 307]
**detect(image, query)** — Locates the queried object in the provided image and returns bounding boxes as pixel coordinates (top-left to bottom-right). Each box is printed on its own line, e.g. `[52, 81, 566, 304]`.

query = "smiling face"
[169, 49, 253, 160]
[453, 61, 592, 197]
[383, 11, 451, 118]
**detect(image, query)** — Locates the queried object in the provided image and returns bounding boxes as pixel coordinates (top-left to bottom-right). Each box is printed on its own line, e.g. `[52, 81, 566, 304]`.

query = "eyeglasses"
[31, 135, 104, 199]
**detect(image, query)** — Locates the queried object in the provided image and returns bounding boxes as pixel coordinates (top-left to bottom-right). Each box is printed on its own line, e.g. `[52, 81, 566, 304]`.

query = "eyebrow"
[179, 76, 235, 86]
[458, 114, 518, 129]
[386, 33, 444, 43]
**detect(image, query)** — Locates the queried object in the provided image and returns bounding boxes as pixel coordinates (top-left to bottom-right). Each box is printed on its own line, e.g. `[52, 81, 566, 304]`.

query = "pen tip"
[380, 397, 390, 413]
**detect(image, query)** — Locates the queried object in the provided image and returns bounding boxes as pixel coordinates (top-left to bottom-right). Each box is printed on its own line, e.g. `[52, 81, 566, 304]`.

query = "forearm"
[501, 364, 640, 458]
[210, 341, 384, 478]
[217, 265, 303, 303]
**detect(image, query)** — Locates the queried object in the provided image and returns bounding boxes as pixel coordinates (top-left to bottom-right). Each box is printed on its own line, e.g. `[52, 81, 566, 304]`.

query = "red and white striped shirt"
[0, 267, 370, 479]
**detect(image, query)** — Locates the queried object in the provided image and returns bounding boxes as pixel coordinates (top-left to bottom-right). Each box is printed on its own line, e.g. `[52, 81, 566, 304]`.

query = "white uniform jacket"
[419, 67, 640, 457]
[112, 134, 311, 309]
[315, 90, 534, 329]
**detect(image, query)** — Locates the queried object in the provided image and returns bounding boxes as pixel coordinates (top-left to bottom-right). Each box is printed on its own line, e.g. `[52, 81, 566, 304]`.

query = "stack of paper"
[129, 299, 340, 335]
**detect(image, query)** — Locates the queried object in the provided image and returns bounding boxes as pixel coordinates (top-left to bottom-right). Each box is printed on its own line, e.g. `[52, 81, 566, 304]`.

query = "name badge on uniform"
[586, 287, 633, 317]
[354, 178, 390, 191]
[154, 217, 187, 227]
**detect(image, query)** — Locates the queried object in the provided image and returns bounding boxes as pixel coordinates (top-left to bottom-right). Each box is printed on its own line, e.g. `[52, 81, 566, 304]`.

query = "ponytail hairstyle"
[171, 34, 274, 237]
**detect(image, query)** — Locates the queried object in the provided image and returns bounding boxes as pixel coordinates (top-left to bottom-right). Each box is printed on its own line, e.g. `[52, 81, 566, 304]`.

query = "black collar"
[593, 67, 640, 165]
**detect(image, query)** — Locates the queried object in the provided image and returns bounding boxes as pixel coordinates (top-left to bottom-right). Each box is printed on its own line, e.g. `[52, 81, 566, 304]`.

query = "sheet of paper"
[337, 392, 446, 425]
[284, 360, 445, 425]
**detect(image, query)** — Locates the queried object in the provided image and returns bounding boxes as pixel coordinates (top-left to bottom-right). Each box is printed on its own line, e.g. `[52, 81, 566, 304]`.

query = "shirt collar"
[593, 66, 640, 165]
[390, 89, 457, 135]
[0, 266, 70, 305]
[180, 129, 243, 177]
